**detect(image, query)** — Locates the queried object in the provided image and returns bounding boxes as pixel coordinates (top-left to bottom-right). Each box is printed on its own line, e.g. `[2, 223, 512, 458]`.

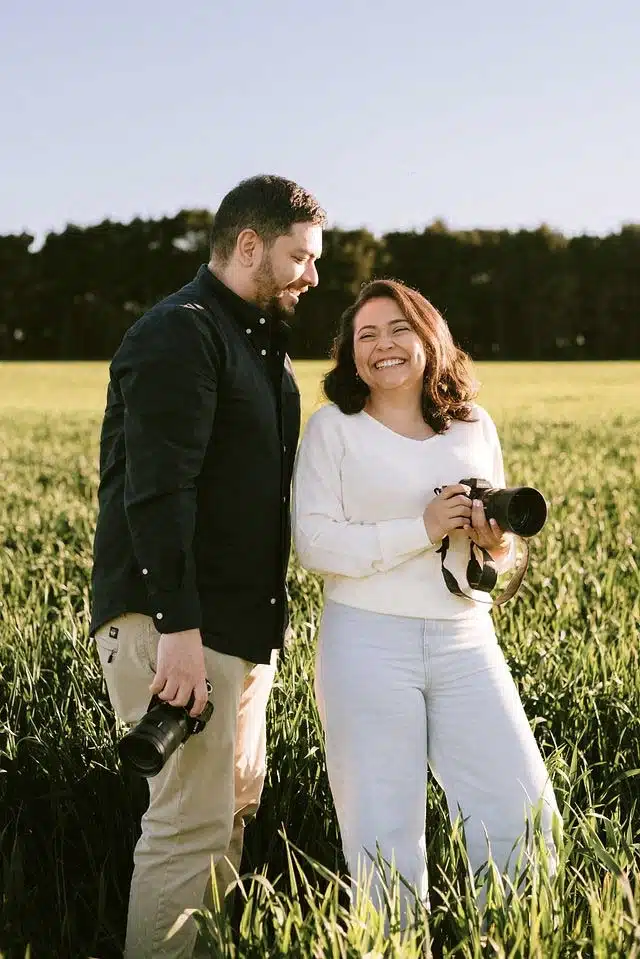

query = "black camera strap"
[436, 535, 530, 607]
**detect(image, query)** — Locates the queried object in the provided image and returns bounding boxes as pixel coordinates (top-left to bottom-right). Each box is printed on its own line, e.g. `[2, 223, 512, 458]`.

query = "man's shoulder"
[119, 284, 228, 350]
[135, 283, 218, 326]
[108, 295, 227, 380]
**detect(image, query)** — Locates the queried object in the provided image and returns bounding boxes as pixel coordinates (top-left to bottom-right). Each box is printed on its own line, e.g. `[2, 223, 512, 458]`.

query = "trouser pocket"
[94, 612, 158, 724]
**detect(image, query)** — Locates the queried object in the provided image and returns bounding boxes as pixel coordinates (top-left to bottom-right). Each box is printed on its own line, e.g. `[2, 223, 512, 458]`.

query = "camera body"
[118, 686, 214, 778]
[458, 477, 548, 537]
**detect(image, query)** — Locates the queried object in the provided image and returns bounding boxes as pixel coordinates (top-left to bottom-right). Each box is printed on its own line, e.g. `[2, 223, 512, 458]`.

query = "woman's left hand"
[463, 499, 511, 562]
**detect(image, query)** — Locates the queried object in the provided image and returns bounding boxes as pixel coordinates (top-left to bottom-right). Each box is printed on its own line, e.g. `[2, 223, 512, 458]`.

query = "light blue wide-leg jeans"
[315, 600, 559, 918]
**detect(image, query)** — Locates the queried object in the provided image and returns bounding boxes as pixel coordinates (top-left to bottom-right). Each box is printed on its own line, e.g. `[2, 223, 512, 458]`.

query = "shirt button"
[259, 317, 266, 325]
[156, 612, 163, 620]
[142, 568, 148, 575]
[270, 597, 276, 605]
[261, 349, 267, 356]
[246, 328, 252, 334]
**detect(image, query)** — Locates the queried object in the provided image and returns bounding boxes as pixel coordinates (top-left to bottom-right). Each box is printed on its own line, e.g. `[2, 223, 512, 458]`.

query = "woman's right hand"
[423, 484, 473, 544]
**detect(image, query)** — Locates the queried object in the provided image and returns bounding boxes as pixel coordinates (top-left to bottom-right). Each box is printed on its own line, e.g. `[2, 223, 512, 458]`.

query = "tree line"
[1, 210, 638, 361]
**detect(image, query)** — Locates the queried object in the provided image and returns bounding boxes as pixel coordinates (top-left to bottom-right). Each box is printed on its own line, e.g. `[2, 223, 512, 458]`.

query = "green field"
[1, 360, 640, 424]
[1, 362, 639, 958]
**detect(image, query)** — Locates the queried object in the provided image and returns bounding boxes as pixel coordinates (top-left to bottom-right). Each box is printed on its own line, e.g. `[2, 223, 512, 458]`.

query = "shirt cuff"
[146, 586, 202, 634]
[376, 516, 433, 566]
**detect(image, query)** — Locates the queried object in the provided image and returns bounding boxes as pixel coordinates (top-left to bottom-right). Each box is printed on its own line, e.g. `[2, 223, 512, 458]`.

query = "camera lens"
[485, 485, 548, 537]
[507, 488, 547, 536]
[118, 732, 167, 777]
[118, 702, 191, 777]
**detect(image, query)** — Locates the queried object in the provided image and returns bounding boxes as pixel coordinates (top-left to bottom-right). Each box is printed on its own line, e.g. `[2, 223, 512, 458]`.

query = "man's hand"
[464, 498, 511, 563]
[423, 484, 473, 543]
[149, 628, 208, 718]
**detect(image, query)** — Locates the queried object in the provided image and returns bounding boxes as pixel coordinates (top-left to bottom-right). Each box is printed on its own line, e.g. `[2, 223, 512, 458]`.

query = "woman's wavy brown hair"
[323, 278, 479, 433]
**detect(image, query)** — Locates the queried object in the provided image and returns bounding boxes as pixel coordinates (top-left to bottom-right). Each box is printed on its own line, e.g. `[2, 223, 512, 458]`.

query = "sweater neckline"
[360, 410, 442, 445]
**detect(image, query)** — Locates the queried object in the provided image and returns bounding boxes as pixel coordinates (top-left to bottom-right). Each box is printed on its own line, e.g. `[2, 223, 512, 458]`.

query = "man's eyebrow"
[293, 247, 320, 260]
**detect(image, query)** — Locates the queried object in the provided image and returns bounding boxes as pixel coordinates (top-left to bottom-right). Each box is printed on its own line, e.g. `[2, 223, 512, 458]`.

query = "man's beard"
[253, 257, 297, 318]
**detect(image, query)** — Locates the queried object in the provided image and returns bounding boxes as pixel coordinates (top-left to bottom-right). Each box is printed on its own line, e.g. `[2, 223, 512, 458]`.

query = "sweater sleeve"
[292, 408, 434, 578]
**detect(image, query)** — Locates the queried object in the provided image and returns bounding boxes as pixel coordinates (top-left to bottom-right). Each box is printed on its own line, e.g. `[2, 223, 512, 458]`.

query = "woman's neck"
[365, 391, 434, 439]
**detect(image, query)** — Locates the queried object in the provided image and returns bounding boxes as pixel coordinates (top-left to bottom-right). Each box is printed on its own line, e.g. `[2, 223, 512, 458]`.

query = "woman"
[292, 279, 559, 919]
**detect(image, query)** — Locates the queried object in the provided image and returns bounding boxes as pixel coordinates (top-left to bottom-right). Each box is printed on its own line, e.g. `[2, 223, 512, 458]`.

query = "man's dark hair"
[210, 174, 326, 262]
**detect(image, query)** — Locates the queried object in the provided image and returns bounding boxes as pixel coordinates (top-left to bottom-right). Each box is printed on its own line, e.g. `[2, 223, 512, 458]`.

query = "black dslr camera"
[459, 477, 548, 537]
[118, 682, 214, 778]
[435, 478, 548, 605]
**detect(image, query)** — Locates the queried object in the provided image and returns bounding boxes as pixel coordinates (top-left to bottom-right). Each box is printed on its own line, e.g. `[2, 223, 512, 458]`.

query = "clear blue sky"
[1, 0, 638, 246]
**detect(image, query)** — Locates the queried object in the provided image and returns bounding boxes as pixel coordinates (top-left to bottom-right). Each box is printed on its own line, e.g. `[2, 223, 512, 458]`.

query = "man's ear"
[236, 228, 262, 267]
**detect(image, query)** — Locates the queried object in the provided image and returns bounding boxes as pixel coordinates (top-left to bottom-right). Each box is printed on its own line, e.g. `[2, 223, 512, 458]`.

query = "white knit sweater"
[292, 402, 515, 620]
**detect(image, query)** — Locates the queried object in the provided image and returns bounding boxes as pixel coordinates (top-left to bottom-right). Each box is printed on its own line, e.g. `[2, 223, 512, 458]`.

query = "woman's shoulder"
[467, 401, 493, 423]
[465, 403, 499, 440]
[305, 402, 359, 430]
[301, 402, 356, 444]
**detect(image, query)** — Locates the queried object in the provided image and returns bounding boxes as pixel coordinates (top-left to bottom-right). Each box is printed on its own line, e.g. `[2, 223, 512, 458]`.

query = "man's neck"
[207, 261, 255, 305]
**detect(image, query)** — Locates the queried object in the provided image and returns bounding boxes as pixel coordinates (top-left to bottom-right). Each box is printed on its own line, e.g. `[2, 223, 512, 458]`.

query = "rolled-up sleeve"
[114, 307, 220, 633]
[292, 409, 433, 578]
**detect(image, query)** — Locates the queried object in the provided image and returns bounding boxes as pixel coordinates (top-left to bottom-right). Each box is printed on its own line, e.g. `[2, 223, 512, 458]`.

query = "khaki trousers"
[94, 613, 277, 959]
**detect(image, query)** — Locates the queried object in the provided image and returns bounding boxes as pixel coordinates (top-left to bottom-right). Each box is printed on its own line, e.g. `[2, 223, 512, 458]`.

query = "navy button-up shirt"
[90, 265, 301, 665]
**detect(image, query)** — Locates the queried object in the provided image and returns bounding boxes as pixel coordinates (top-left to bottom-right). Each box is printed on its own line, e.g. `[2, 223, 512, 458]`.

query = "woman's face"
[353, 297, 427, 400]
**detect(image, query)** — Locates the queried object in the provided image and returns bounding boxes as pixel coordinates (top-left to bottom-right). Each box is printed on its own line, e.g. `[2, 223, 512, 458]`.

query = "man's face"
[252, 222, 322, 316]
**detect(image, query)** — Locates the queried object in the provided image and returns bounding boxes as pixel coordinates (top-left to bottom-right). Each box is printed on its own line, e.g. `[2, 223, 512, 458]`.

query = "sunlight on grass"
[1, 360, 639, 427]
[1, 361, 639, 956]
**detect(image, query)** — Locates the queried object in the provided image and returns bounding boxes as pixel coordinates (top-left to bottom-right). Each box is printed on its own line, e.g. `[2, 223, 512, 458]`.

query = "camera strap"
[436, 535, 530, 607]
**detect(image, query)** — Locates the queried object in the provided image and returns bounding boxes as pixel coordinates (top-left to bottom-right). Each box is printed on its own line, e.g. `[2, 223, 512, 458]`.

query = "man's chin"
[269, 292, 298, 317]
[280, 290, 300, 312]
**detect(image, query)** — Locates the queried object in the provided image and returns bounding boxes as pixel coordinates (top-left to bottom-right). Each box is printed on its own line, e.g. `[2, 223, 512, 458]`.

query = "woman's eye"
[393, 326, 410, 334]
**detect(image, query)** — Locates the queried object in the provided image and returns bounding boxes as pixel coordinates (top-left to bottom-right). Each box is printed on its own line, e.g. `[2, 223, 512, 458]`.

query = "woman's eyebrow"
[357, 318, 407, 332]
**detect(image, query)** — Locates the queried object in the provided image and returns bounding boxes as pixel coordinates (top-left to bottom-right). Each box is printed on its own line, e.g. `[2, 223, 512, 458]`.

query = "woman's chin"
[369, 372, 422, 396]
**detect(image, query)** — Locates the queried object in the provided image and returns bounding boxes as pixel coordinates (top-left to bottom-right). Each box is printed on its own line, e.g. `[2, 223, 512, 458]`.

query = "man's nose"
[303, 260, 319, 288]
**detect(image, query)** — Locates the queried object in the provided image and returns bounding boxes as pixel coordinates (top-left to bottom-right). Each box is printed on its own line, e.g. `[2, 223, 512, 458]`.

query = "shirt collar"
[194, 264, 274, 330]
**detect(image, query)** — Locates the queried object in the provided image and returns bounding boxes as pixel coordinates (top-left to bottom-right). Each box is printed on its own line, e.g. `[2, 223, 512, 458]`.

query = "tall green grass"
[0, 363, 639, 957]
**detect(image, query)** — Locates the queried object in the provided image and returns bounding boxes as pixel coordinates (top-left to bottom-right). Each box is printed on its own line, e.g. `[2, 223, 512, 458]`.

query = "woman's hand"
[464, 498, 511, 562]
[423, 485, 473, 543]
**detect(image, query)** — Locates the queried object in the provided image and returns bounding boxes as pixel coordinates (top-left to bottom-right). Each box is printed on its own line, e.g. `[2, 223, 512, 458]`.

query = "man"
[90, 174, 325, 958]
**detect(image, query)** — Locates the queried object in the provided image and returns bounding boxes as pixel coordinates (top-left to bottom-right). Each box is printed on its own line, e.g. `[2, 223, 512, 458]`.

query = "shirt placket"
[243, 314, 287, 630]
